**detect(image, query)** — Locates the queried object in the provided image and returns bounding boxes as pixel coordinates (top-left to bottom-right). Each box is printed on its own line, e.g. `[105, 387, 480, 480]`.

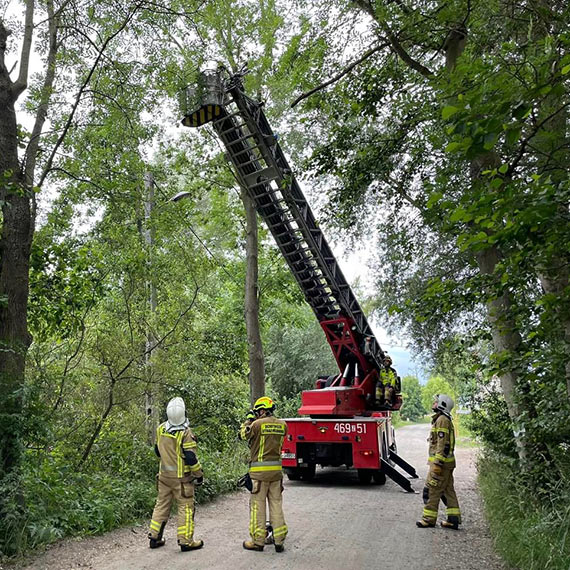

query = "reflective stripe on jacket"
[428, 413, 456, 468]
[156, 423, 203, 478]
[243, 415, 288, 482]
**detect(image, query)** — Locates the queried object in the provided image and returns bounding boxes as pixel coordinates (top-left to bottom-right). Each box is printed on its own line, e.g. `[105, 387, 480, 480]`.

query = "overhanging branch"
[291, 43, 389, 108]
[352, 0, 434, 79]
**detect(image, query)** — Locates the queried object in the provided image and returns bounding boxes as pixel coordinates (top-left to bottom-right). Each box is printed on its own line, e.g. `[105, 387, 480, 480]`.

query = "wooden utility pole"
[241, 188, 265, 404]
[144, 171, 158, 443]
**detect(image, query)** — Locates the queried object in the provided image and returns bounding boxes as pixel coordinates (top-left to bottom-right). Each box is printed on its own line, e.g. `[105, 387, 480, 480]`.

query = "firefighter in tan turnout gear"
[239, 396, 288, 552]
[148, 397, 204, 551]
[417, 394, 462, 529]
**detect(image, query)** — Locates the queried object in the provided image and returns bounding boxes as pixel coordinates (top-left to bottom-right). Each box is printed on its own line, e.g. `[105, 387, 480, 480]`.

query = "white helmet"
[166, 397, 187, 426]
[436, 394, 454, 416]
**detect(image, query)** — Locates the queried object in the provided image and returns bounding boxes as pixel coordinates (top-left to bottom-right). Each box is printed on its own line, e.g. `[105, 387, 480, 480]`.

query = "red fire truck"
[180, 66, 418, 492]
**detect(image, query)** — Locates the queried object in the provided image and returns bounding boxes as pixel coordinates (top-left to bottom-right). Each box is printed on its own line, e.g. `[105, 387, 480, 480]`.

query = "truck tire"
[373, 470, 387, 485]
[286, 464, 315, 481]
[285, 469, 301, 481]
[300, 463, 316, 481]
[357, 469, 373, 484]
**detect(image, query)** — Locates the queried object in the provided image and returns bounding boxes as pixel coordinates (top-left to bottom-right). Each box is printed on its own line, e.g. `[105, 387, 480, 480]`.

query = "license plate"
[281, 452, 295, 459]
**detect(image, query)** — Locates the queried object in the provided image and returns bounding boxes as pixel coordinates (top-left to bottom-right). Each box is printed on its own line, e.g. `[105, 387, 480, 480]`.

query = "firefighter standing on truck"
[239, 396, 288, 552]
[148, 397, 204, 551]
[416, 394, 462, 529]
[376, 355, 398, 408]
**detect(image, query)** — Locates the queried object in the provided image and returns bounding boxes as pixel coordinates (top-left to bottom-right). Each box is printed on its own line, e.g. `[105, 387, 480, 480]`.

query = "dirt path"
[5, 424, 506, 570]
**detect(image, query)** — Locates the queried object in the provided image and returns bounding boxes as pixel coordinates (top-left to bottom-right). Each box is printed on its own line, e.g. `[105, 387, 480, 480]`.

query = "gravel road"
[5, 424, 507, 570]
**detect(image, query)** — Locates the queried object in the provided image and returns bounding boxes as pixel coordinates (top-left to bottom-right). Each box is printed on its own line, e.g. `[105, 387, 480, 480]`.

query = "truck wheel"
[300, 463, 316, 481]
[285, 469, 301, 481]
[357, 469, 373, 484]
[373, 471, 387, 485]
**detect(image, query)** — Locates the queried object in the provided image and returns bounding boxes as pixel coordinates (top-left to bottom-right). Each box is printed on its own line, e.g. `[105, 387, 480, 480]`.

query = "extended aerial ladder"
[180, 67, 417, 491]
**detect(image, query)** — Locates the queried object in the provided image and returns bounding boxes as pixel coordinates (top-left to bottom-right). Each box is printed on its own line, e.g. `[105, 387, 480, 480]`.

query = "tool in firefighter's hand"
[264, 522, 274, 545]
[237, 473, 253, 492]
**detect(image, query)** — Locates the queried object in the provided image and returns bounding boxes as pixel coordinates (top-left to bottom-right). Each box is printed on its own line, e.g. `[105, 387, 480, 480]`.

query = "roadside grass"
[455, 414, 479, 448]
[395, 413, 478, 448]
[478, 454, 570, 570]
[392, 413, 431, 428]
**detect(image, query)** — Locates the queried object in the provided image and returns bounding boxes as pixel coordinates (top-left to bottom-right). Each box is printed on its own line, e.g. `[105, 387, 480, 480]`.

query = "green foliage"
[265, 304, 337, 399]
[0, 453, 156, 557]
[467, 394, 515, 456]
[399, 376, 426, 421]
[420, 376, 456, 413]
[454, 414, 477, 448]
[479, 453, 570, 570]
[271, 393, 302, 419]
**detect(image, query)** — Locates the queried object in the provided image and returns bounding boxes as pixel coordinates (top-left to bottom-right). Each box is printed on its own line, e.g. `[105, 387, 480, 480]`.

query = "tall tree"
[280, 0, 570, 473]
[0, 0, 169, 486]
[0, 0, 56, 481]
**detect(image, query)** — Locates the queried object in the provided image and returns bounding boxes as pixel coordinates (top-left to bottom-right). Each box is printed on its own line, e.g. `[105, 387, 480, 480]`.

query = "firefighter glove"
[237, 472, 253, 492]
[194, 476, 204, 486]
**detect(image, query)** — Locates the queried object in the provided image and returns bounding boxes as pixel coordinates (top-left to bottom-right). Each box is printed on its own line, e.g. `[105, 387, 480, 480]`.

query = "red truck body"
[282, 414, 393, 472]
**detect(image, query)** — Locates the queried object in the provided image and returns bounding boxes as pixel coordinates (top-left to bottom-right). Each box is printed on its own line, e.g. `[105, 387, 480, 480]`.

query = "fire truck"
[180, 66, 418, 492]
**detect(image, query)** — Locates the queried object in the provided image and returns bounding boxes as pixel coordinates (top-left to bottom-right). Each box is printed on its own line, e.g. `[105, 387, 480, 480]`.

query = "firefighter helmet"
[253, 396, 275, 411]
[384, 355, 392, 365]
[166, 397, 187, 426]
[436, 394, 454, 416]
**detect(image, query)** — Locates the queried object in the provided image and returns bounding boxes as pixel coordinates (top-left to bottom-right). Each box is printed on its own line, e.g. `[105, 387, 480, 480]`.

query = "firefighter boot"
[179, 539, 204, 551]
[441, 520, 459, 530]
[243, 540, 264, 551]
[275, 543, 285, 553]
[416, 519, 436, 528]
[148, 522, 166, 548]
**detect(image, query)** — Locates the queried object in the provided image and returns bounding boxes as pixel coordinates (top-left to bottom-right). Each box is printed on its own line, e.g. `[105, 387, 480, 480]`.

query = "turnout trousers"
[149, 474, 196, 545]
[249, 479, 288, 547]
[421, 465, 461, 524]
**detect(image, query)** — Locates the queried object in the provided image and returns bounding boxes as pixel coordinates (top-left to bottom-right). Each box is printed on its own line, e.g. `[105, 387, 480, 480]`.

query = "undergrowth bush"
[0, 460, 157, 556]
[478, 453, 570, 570]
[0, 431, 248, 558]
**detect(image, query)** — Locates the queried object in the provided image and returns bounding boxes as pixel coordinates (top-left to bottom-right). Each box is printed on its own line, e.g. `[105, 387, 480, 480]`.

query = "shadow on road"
[286, 466, 417, 493]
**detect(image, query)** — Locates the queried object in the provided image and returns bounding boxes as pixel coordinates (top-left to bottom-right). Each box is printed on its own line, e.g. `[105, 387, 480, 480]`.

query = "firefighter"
[239, 396, 288, 552]
[148, 397, 204, 551]
[416, 393, 462, 529]
[379, 355, 398, 408]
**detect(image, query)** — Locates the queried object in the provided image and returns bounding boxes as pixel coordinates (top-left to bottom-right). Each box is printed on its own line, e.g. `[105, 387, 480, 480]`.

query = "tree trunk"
[78, 377, 116, 467]
[241, 188, 265, 404]
[474, 245, 528, 462]
[0, 20, 33, 478]
[143, 171, 158, 443]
